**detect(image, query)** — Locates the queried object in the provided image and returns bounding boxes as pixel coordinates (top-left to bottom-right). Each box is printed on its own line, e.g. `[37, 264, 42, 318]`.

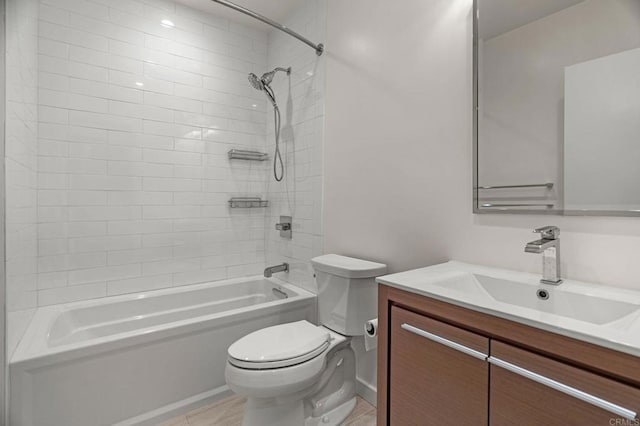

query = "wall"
[325, 0, 473, 394]
[34, 0, 269, 306]
[5, 0, 38, 358]
[6, 0, 328, 360]
[324, 0, 640, 394]
[264, 0, 326, 293]
[478, 0, 640, 208]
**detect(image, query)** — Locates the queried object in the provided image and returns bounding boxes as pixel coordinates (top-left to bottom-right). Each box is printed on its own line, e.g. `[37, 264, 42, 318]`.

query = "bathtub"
[10, 276, 316, 426]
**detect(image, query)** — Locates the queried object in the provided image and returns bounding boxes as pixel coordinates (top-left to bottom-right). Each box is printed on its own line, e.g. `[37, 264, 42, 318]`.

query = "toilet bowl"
[225, 254, 387, 426]
[225, 321, 356, 426]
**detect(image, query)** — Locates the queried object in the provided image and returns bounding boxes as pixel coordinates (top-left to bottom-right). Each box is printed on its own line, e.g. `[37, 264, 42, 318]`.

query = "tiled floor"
[160, 394, 376, 426]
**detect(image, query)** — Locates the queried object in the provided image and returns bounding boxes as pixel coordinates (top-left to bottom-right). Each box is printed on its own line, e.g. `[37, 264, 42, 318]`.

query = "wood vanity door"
[389, 306, 489, 426]
[490, 341, 640, 426]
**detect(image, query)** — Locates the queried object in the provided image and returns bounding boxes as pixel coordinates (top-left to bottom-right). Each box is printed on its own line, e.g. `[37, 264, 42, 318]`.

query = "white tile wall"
[264, 1, 326, 292]
[35, 0, 272, 304]
[4, 0, 327, 336]
[6, 0, 39, 356]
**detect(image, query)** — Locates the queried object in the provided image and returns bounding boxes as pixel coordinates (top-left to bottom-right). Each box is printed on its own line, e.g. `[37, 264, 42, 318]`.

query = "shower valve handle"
[275, 222, 291, 231]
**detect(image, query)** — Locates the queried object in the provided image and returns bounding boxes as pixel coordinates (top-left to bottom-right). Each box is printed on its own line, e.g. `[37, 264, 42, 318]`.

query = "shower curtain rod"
[210, 0, 324, 56]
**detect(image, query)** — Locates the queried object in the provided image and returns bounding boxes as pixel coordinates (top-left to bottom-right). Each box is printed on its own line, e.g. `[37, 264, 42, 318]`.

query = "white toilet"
[225, 254, 387, 426]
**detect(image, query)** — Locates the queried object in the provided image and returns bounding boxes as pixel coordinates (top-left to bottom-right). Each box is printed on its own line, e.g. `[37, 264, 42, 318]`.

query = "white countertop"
[377, 261, 640, 358]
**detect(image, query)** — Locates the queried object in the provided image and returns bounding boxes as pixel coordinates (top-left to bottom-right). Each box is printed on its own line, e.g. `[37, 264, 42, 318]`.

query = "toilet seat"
[225, 327, 350, 400]
[227, 320, 330, 370]
[229, 341, 329, 369]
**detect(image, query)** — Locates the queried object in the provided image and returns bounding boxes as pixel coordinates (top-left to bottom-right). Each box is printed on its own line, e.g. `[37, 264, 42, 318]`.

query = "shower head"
[247, 67, 291, 92]
[248, 73, 264, 91]
[248, 66, 291, 108]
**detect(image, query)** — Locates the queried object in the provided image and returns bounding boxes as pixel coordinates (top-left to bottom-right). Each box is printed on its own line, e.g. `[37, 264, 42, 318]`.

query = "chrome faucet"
[264, 263, 289, 277]
[525, 226, 562, 285]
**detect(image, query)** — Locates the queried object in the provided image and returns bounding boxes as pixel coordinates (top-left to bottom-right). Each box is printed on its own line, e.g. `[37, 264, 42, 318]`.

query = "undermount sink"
[432, 271, 640, 325]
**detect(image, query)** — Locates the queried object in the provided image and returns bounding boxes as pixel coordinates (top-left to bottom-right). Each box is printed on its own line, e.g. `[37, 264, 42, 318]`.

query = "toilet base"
[242, 398, 305, 426]
[305, 397, 356, 426]
[241, 396, 356, 426]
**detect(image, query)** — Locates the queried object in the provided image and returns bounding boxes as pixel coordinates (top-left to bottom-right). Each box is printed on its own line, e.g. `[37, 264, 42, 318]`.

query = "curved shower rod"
[210, 0, 325, 56]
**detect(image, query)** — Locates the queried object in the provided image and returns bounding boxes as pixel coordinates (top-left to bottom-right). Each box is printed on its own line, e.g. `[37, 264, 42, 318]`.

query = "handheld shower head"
[247, 65, 292, 182]
[263, 85, 277, 108]
[247, 66, 292, 108]
[248, 67, 291, 93]
[248, 73, 264, 91]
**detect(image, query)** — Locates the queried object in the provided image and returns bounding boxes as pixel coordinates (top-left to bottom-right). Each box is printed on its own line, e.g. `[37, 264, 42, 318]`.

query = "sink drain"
[537, 289, 550, 300]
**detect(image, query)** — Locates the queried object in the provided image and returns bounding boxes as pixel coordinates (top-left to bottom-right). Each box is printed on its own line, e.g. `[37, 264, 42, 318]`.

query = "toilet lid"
[228, 321, 330, 369]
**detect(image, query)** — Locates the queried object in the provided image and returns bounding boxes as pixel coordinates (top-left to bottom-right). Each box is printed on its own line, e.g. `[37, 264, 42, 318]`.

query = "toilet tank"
[311, 254, 387, 336]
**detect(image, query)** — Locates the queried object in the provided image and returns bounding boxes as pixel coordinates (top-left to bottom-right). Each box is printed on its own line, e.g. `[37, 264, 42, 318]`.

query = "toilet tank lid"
[311, 254, 387, 278]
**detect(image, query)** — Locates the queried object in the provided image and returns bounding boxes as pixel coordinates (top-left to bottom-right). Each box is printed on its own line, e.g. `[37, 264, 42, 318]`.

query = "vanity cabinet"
[378, 285, 640, 426]
[489, 341, 640, 425]
[389, 306, 489, 425]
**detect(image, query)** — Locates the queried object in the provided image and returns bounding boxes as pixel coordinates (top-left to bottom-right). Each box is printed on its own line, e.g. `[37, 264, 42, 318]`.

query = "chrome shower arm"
[260, 67, 291, 86]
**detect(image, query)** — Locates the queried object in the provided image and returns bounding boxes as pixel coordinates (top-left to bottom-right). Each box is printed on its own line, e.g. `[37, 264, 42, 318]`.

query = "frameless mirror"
[474, 0, 640, 216]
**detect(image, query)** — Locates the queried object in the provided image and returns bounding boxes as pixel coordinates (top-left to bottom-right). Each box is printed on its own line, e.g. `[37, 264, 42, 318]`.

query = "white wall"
[5, 0, 39, 357]
[5, 0, 328, 361]
[264, 0, 326, 293]
[324, 0, 473, 396]
[34, 0, 270, 306]
[324, 0, 640, 394]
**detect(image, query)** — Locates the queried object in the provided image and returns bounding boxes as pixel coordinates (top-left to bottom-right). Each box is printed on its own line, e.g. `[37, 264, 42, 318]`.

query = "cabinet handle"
[488, 356, 638, 421]
[400, 323, 488, 361]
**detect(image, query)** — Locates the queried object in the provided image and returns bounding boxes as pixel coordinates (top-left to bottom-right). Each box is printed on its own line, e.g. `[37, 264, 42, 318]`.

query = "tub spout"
[264, 263, 289, 277]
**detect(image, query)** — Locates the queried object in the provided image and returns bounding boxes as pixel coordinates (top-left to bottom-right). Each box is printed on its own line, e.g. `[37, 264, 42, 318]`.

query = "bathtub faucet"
[264, 263, 289, 277]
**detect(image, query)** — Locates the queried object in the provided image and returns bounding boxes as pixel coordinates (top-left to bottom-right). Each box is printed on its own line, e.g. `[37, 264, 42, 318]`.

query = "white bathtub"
[10, 276, 316, 426]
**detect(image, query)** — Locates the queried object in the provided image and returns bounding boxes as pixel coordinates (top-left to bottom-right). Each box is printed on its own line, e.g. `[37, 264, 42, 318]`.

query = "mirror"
[474, 0, 640, 215]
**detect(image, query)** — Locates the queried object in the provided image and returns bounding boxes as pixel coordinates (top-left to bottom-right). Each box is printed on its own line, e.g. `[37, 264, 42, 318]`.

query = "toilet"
[225, 254, 387, 426]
